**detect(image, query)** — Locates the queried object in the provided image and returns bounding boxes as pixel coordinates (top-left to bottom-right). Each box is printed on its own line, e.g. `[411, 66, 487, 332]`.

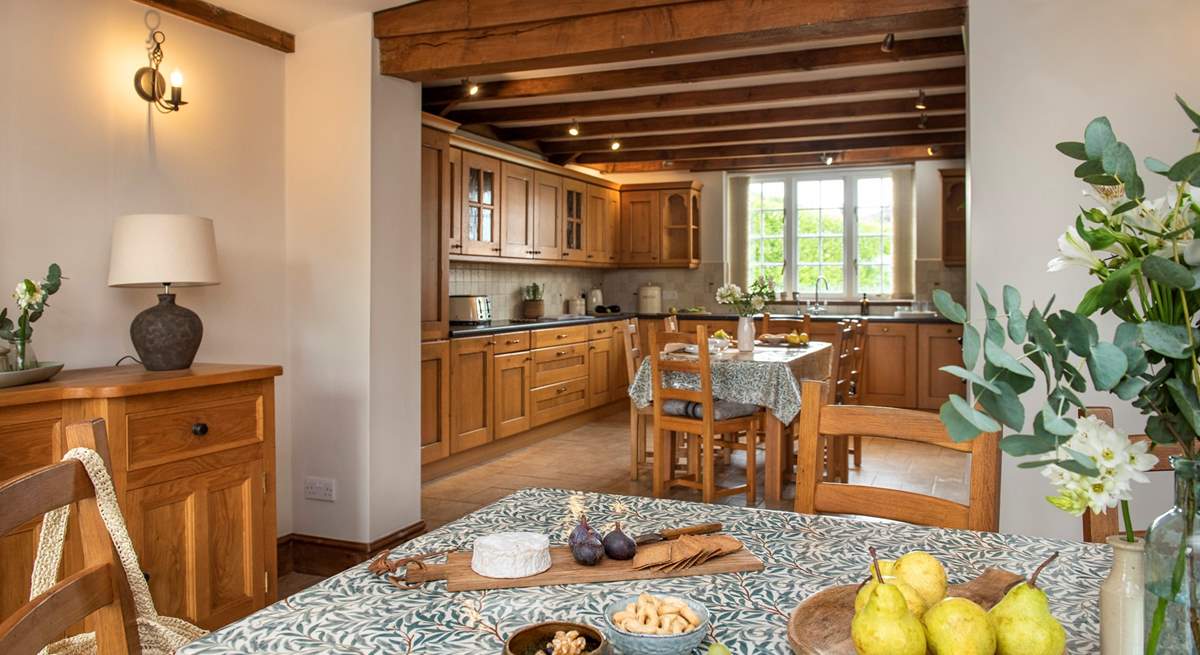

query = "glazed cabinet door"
[125, 461, 266, 631]
[561, 178, 587, 262]
[659, 189, 693, 265]
[860, 322, 918, 408]
[450, 336, 495, 452]
[460, 151, 502, 256]
[421, 340, 451, 464]
[620, 190, 660, 264]
[585, 184, 610, 264]
[917, 323, 966, 410]
[500, 161, 536, 258]
[420, 127, 451, 340]
[494, 351, 532, 438]
[532, 171, 564, 261]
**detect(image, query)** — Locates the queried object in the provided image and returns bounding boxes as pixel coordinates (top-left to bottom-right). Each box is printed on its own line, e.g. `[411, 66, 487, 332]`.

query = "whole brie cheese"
[470, 532, 552, 579]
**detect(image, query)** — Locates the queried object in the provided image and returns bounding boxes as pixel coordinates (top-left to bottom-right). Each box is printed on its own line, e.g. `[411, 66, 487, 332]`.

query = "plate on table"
[0, 362, 64, 388]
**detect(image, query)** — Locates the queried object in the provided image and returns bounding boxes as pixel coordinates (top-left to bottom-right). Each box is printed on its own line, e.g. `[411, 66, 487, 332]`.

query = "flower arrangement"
[933, 95, 1200, 653]
[714, 276, 775, 316]
[0, 264, 63, 370]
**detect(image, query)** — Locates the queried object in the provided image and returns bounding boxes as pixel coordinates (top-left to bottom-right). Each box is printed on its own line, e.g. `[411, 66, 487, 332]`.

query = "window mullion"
[783, 176, 796, 294]
[845, 173, 857, 299]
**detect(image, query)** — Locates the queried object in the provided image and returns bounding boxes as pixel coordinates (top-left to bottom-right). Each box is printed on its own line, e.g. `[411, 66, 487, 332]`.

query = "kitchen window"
[747, 171, 894, 299]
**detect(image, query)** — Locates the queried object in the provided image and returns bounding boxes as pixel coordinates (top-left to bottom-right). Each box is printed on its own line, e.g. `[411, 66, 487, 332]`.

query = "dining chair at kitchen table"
[0, 419, 142, 655]
[1081, 407, 1183, 543]
[650, 325, 761, 505]
[761, 313, 811, 337]
[845, 319, 869, 468]
[621, 317, 655, 480]
[794, 379, 1002, 531]
[662, 315, 679, 332]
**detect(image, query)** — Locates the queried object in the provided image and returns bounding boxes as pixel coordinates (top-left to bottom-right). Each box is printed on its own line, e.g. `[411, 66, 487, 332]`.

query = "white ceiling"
[211, 0, 414, 34]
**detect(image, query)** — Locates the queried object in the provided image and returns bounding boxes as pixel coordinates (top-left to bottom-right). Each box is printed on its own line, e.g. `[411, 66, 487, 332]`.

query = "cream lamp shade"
[108, 214, 219, 287]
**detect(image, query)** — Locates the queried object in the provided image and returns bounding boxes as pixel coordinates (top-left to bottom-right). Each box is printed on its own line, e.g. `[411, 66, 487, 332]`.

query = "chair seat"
[662, 398, 758, 420]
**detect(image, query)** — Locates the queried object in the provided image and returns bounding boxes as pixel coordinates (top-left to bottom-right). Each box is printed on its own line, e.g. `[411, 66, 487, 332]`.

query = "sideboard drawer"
[531, 325, 589, 348]
[530, 377, 588, 427]
[126, 396, 262, 471]
[494, 330, 531, 354]
[530, 344, 588, 388]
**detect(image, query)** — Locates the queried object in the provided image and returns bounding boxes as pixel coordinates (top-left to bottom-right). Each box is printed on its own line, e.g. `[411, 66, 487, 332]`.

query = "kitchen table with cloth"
[628, 342, 834, 503]
[177, 488, 1105, 654]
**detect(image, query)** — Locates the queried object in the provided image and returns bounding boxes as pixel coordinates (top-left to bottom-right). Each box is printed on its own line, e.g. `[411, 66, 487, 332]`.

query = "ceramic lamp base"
[130, 293, 203, 371]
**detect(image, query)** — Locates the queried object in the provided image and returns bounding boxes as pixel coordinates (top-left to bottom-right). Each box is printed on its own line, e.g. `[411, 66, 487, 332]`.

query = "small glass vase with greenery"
[0, 264, 64, 371]
[933, 96, 1200, 654]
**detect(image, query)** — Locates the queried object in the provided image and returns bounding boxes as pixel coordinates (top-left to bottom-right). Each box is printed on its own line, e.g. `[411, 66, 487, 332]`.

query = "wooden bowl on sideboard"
[504, 621, 608, 655]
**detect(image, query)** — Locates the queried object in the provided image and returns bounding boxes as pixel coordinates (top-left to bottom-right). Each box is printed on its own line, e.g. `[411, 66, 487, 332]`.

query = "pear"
[891, 551, 948, 607]
[923, 597, 996, 655]
[854, 576, 927, 618]
[864, 559, 896, 578]
[989, 552, 1066, 655]
[851, 547, 926, 655]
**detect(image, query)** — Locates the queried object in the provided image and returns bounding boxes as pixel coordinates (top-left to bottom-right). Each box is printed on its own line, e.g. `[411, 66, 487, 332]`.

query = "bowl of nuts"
[604, 592, 709, 655]
[504, 622, 606, 655]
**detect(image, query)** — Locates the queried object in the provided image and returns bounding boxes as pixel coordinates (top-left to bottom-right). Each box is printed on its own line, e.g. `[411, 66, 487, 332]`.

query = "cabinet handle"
[505, 339, 521, 344]
[561, 253, 569, 258]
[881, 327, 890, 333]
[556, 386, 567, 393]
[957, 337, 963, 345]
[556, 350, 568, 356]
[492, 247, 501, 252]
[524, 357, 532, 362]
[557, 334, 568, 339]
[485, 341, 495, 346]
[587, 254, 594, 259]
[192, 422, 209, 437]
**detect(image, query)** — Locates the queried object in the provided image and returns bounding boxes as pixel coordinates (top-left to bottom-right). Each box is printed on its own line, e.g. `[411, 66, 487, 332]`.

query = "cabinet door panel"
[585, 184, 609, 263]
[917, 324, 966, 410]
[420, 127, 451, 339]
[532, 172, 563, 260]
[606, 188, 621, 264]
[588, 338, 613, 408]
[660, 190, 692, 264]
[460, 152, 502, 256]
[501, 162, 535, 258]
[494, 352, 532, 438]
[561, 178, 587, 262]
[448, 148, 462, 252]
[450, 336, 495, 452]
[620, 190, 660, 264]
[531, 344, 588, 388]
[861, 323, 918, 408]
[421, 341, 451, 463]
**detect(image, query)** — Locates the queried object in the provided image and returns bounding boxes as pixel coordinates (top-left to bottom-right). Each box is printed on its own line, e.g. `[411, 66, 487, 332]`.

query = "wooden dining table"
[177, 488, 1106, 654]
[627, 341, 834, 503]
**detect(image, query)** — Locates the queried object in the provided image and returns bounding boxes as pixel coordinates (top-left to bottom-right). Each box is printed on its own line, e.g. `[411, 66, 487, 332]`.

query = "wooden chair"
[761, 313, 811, 336]
[823, 321, 857, 482]
[651, 325, 761, 505]
[621, 317, 655, 480]
[846, 319, 869, 468]
[1082, 407, 1184, 542]
[794, 380, 1001, 531]
[0, 419, 141, 655]
[662, 315, 679, 332]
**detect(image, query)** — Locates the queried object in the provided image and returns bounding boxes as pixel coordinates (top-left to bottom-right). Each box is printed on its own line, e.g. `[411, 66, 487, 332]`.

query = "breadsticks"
[610, 592, 701, 635]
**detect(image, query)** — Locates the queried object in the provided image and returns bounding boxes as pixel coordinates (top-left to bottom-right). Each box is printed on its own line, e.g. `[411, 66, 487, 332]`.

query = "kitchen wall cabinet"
[449, 335, 495, 453]
[494, 351, 532, 438]
[448, 147, 462, 252]
[861, 322, 918, 408]
[941, 168, 966, 267]
[917, 323, 966, 410]
[660, 187, 699, 266]
[619, 190, 660, 265]
[460, 151, 502, 256]
[618, 182, 701, 268]
[561, 178, 587, 263]
[500, 161, 536, 258]
[532, 171, 563, 261]
[420, 127, 451, 341]
[420, 340, 451, 464]
[585, 184, 611, 264]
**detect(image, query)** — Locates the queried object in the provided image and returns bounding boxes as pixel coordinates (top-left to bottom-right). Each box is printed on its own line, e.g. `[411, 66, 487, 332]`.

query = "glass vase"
[1143, 457, 1199, 654]
[6, 338, 37, 371]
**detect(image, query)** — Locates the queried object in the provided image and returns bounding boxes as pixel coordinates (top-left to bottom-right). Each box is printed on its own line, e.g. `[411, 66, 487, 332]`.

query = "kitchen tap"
[808, 277, 830, 315]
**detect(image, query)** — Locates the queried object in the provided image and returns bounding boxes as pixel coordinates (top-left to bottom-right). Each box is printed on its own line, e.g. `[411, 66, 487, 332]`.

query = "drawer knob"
[192, 422, 209, 437]
[556, 386, 567, 393]
[556, 350, 568, 356]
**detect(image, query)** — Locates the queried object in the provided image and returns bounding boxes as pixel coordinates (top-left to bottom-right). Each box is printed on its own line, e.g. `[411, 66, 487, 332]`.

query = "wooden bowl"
[504, 621, 607, 655]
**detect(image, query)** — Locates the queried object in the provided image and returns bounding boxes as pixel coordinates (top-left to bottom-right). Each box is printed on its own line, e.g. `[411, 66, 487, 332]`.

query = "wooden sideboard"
[0, 363, 281, 631]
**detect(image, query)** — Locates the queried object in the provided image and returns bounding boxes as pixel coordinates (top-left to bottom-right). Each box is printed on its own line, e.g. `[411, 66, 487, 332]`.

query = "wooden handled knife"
[634, 522, 723, 545]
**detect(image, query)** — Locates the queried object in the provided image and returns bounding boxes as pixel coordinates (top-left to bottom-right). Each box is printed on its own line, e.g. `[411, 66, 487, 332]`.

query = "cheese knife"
[634, 522, 723, 545]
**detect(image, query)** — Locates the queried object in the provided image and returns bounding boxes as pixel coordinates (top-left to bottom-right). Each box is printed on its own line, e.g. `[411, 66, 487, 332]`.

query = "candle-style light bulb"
[168, 69, 184, 108]
[170, 69, 184, 88]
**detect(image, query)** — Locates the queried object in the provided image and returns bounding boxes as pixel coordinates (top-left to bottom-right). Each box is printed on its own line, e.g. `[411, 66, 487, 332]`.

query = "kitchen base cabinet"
[450, 336, 495, 453]
[588, 336, 615, 407]
[860, 322, 918, 408]
[531, 378, 589, 427]
[495, 351, 532, 438]
[421, 340, 451, 463]
[917, 323, 966, 410]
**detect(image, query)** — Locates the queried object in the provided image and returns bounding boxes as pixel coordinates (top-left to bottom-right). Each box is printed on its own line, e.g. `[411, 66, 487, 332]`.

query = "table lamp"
[108, 214, 219, 370]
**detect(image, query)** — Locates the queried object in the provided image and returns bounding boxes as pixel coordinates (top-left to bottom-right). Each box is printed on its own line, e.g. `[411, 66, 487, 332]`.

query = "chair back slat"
[0, 564, 115, 655]
[621, 318, 643, 380]
[662, 315, 679, 332]
[795, 379, 1001, 531]
[847, 319, 868, 403]
[762, 313, 811, 337]
[650, 324, 715, 430]
[0, 462, 93, 537]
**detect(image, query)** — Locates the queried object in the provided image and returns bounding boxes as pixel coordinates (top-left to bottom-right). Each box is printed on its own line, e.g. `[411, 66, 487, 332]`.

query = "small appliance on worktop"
[449, 295, 492, 324]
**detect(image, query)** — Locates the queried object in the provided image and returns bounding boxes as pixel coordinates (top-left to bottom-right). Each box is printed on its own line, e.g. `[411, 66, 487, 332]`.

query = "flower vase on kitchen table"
[737, 316, 755, 352]
[1099, 535, 1144, 655]
[1143, 457, 1199, 655]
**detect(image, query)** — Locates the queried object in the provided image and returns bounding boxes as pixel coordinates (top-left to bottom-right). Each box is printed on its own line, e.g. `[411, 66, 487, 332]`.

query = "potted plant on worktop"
[715, 276, 775, 352]
[934, 96, 1200, 655]
[524, 283, 545, 319]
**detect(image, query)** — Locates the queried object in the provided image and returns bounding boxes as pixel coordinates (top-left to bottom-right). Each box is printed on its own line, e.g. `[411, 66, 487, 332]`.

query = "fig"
[602, 522, 637, 560]
[569, 515, 604, 565]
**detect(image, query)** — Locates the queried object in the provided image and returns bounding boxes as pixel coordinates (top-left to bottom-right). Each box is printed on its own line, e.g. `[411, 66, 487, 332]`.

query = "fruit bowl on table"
[707, 337, 730, 352]
[604, 594, 709, 655]
[504, 621, 606, 655]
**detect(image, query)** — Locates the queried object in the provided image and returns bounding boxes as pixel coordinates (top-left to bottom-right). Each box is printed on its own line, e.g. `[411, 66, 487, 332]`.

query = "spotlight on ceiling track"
[915, 89, 927, 111]
[462, 78, 479, 97]
[927, 146, 939, 156]
[822, 153, 835, 166]
[610, 139, 621, 151]
[918, 113, 929, 129]
[881, 33, 896, 53]
[567, 120, 580, 137]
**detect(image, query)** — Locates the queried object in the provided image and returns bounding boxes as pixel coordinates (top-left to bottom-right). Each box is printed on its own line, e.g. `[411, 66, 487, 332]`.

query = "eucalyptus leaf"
[1084, 116, 1116, 159]
[1141, 321, 1191, 358]
[1085, 341, 1128, 390]
[1018, 459, 1058, 469]
[978, 380, 1025, 431]
[1178, 94, 1200, 132]
[1143, 254, 1193, 288]
[1048, 384, 1084, 411]
[1074, 159, 1104, 178]
[977, 284, 997, 320]
[999, 434, 1057, 456]
[1146, 415, 1182, 444]
[950, 394, 1002, 434]
[1026, 308, 1061, 360]
[986, 317, 1006, 347]
[984, 340, 1034, 378]
[1057, 456, 1100, 478]
[940, 366, 1001, 393]
[1165, 377, 1200, 435]
[962, 324, 981, 369]
[1167, 152, 1200, 184]
[1102, 141, 1143, 198]
[1055, 141, 1089, 160]
[1083, 174, 1121, 186]
[1040, 405, 1076, 436]
[932, 289, 966, 323]
[1145, 157, 1171, 175]
[1113, 376, 1148, 401]
[940, 399, 983, 442]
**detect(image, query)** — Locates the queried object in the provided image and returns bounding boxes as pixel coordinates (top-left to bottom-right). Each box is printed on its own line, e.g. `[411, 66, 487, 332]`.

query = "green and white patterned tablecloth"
[179, 488, 1105, 654]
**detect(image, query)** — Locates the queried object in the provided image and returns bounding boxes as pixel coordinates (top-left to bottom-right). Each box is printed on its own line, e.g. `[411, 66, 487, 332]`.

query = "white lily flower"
[12, 280, 44, 310]
[1040, 415, 1157, 516]
[1047, 225, 1104, 273]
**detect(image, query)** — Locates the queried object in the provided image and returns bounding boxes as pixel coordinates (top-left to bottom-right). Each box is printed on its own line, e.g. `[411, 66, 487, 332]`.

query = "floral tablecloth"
[628, 343, 833, 424]
[179, 488, 1105, 654]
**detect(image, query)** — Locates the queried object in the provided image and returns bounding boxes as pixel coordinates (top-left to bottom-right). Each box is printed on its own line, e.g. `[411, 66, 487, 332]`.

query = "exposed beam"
[378, 0, 966, 81]
[540, 114, 965, 154]
[132, 0, 295, 52]
[589, 143, 966, 173]
[572, 131, 965, 164]
[422, 35, 963, 106]
[449, 67, 964, 125]
[498, 93, 966, 141]
[375, 0, 697, 37]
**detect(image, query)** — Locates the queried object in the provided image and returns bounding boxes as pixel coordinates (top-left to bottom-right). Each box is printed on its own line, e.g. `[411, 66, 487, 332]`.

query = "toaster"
[449, 295, 493, 323]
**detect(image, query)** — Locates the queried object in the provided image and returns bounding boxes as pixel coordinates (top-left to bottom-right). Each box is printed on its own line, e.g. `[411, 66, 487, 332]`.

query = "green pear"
[988, 553, 1066, 655]
[892, 551, 947, 607]
[854, 576, 927, 618]
[864, 559, 895, 578]
[923, 597, 996, 655]
[852, 547, 926, 655]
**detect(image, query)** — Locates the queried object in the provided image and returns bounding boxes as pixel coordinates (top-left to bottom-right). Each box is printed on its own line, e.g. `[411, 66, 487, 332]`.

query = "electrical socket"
[304, 476, 336, 502]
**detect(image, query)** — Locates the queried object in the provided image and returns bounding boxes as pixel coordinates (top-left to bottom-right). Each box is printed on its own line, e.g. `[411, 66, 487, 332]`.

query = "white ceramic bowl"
[603, 594, 709, 655]
[707, 337, 730, 352]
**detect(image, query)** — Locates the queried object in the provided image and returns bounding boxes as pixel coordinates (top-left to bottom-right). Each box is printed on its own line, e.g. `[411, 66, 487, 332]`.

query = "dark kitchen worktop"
[638, 312, 956, 324]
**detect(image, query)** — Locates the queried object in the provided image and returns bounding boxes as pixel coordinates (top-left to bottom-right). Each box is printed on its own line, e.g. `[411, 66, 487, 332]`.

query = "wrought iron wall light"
[134, 28, 187, 112]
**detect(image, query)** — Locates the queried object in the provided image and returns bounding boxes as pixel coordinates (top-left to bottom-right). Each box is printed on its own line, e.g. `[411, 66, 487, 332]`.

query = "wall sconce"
[134, 29, 188, 112]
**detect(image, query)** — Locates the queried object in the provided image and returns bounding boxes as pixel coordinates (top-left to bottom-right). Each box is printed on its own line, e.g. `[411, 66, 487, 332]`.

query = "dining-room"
[1, 1, 1198, 655]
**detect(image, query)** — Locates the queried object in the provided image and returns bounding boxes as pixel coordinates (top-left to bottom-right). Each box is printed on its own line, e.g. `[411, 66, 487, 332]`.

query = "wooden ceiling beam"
[572, 131, 965, 164]
[375, 0, 698, 37]
[132, 0, 294, 52]
[589, 143, 966, 173]
[377, 0, 966, 81]
[498, 93, 965, 141]
[421, 35, 963, 106]
[449, 67, 964, 125]
[540, 114, 965, 154]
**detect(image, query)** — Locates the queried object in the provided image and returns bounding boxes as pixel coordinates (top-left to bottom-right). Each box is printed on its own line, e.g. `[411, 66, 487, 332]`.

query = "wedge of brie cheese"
[470, 532, 552, 579]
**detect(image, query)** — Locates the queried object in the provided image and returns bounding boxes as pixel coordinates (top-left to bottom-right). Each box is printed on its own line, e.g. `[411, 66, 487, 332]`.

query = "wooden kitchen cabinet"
[562, 177, 587, 262]
[605, 187, 621, 264]
[660, 187, 698, 266]
[619, 189, 660, 265]
[531, 343, 589, 388]
[420, 340, 451, 463]
[460, 151, 502, 256]
[532, 171, 563, 261]
[588, 333, 615, 407]
[500, 161, 536, 258]
[860, 322, 918, 408]
[585, 184, 611, 264]
[494, 351, 532, 438]
[420, 126, 452, 340]
[448, 147, 462, 252]
[450, 335, 495, 452]
[619, 182, 701, 268]
[917, 323, 966, 410]
[941, 168, 966, 267]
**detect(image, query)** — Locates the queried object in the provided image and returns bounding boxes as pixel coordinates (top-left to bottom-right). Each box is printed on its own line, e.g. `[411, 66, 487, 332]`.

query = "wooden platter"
[786, 568, 1022, 655]
[406, 545, 764, 592]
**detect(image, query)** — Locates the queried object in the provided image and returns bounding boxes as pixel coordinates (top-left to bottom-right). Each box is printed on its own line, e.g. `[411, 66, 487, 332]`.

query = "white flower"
[12, 280, 43, 310]
[1047, 225, 1105, 273]
[715, 284, 742, 305]
[750, 296, 766, 312]
[1040, 415, 1157, 516]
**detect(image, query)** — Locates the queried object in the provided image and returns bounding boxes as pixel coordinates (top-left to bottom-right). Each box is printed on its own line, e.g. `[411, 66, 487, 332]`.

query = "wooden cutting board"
[406, 545, 763, 592]
[787, 568, 1022, 655]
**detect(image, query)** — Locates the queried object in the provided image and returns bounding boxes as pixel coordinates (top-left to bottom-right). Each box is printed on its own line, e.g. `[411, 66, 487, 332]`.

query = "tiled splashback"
[915, 259, 967, 304]
[450, 262, 604, 320]
[603, 263, 725, 312]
